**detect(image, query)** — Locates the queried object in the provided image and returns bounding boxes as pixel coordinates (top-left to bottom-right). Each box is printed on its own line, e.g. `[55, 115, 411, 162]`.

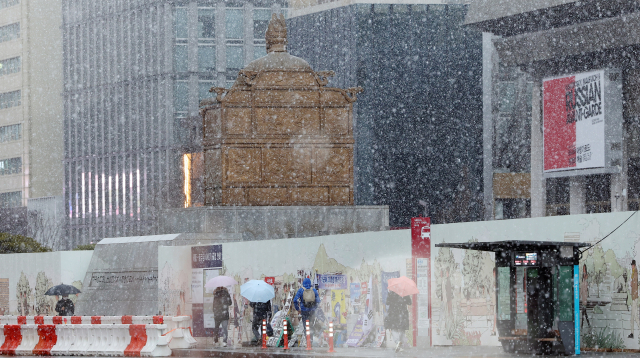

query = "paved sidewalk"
[172, 345, 636, 358]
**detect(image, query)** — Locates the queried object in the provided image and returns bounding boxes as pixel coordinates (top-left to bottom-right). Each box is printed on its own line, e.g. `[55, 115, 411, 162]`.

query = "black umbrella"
[44, 284, 81, 296]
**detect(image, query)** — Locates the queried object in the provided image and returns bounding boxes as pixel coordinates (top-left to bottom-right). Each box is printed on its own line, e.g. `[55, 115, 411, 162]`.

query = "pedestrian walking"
[293, 278, 320, 345]
[250, 300, 272, 344]
[54, 295, 74, 316]
[212, 286, 232, 347]
[384, 290, 411, 353]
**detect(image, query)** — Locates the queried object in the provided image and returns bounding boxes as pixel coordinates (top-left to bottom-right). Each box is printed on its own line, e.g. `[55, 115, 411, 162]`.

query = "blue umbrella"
[240, 280, 275, 303]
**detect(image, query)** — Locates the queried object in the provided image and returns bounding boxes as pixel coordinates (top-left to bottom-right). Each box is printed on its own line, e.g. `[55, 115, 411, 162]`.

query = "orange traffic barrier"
[33, 324, 57, 355]
[328, 321, 334, 353]
[0, 325, 22, 355]
[305, 320, 311, 350]
[124, 325, 147, 357]
[283, 320, 288, 350]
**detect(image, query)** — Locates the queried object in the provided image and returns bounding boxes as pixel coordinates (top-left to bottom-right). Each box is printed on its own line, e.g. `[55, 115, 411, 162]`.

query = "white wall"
[0, 250, 93, 315]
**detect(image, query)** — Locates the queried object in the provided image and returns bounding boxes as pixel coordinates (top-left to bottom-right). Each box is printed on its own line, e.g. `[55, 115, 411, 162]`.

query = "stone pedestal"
[159, 205, 389, 241]
[75, 233, 239, 316]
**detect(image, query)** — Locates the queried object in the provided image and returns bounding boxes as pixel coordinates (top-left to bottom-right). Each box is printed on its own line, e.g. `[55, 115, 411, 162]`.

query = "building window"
[253, 8, 271, 39]
[0, 157, 22, 175]
[0, 123, 20, 143]
[0, 22, 19, 43]
[175, 7, 188, 39]
[0, 57, 20, 77]
[174, 80, 188, 113]
[226, 45, 243, 70]
[0, 0, 19, 10]
[0, 191, 21, 208]
[199, 80, 215, 102]
[198, 8, 215, 40]
[198, 45, 215, 72]
[174, 44, 187, 72]
[225, 9, 243, 39]
[0, 90, 20, 109]
[254, 45, 266, 60]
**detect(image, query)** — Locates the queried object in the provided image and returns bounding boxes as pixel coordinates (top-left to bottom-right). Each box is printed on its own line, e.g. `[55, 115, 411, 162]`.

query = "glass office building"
[288, 3, 484, 226]
[62, 0, 287, 247]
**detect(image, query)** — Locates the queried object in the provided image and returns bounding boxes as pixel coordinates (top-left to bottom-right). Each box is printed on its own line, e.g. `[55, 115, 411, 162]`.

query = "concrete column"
[530, 79, 546, 217]
[187, 2, 198, 73]
[244, 3, 254, 66]
[611, 170, 628, 212]
[216, 2, 226, 87]
[188, 74, 199, 116]
[482, 32, 494, 220]
[569, 177, 586, 214]
[163, 3, 174, 74]
[612, 121, 629, 212]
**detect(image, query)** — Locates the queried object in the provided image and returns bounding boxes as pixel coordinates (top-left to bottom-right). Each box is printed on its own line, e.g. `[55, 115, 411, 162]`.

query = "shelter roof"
[97, 234, 180, 245]
[435, 240, 590, 252]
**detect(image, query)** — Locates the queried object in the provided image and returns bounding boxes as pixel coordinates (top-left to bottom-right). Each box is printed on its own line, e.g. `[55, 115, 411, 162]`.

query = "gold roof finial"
[265, 13, 287, 53]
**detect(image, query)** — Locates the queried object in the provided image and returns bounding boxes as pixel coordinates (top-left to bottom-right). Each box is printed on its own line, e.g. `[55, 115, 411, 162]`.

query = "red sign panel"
[264, 277, 275, 285]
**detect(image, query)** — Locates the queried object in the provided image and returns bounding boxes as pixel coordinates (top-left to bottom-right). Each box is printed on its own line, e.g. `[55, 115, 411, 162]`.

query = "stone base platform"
[159, 206, 389, 240]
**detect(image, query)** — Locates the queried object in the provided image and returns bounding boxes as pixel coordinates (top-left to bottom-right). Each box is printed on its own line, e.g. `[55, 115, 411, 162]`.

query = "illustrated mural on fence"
[431, 212, 640, 350]
[0, 251, 93, 316]
[158, 231, 413, 347]
[13, 270, 82, 316]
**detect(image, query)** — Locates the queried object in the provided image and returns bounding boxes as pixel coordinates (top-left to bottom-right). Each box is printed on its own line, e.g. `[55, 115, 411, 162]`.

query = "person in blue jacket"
[293, 278, 320, 344]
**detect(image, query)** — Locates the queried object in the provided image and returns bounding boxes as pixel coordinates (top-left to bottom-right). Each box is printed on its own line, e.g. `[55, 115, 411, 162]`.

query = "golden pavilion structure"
[200, 14, 362, 206]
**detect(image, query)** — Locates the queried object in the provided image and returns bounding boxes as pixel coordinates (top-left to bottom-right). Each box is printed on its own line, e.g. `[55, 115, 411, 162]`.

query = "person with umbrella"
[55, 295, 74, 316]
[45, 284, 81, 317]
[385, 276, 417, 353]
[240, 280, 275, 345]
[205, 275, 237, 347]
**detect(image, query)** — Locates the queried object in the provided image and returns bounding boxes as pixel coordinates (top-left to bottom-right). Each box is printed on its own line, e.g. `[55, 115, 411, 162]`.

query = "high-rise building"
[0, 0, 64, 240]
[62, 0, 287, 247]
[287, 0, 484, 226]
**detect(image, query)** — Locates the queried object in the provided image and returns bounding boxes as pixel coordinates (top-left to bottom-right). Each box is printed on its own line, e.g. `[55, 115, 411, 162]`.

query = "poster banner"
[318, 274, 347, 290]
[191, 245, 222, 336]
[416, 258, 430, 336]
[349, 282, 361, 313]
[331, 289, 346, 324]
[346, 317, 364, 346]
[381, 271, 400, 305]
[543, 70, 605, 172]
[191, 245, 222, 269]
[191, 268, 204, 304]
[203, 269, 219, 328]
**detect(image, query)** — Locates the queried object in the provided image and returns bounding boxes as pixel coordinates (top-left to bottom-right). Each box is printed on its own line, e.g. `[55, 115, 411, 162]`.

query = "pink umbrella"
[205, 275, 238, 289]
[387, 276, 419, 297]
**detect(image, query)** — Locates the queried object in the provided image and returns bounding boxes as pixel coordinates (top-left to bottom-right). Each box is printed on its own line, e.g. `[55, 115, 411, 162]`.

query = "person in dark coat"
[212, 287, 232, 347]
[55, 295, 74, 316]
[384, 290, 411, 352]
[250, 300, 271, 343]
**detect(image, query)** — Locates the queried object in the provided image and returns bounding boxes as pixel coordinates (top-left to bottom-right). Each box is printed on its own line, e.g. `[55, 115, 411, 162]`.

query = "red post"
[411, 217, 431, 347]
[305, 319, 311, 350]
[328, 321, 334, 353]
[261, 319, 267, 349]
[283, 319, 289, 350]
